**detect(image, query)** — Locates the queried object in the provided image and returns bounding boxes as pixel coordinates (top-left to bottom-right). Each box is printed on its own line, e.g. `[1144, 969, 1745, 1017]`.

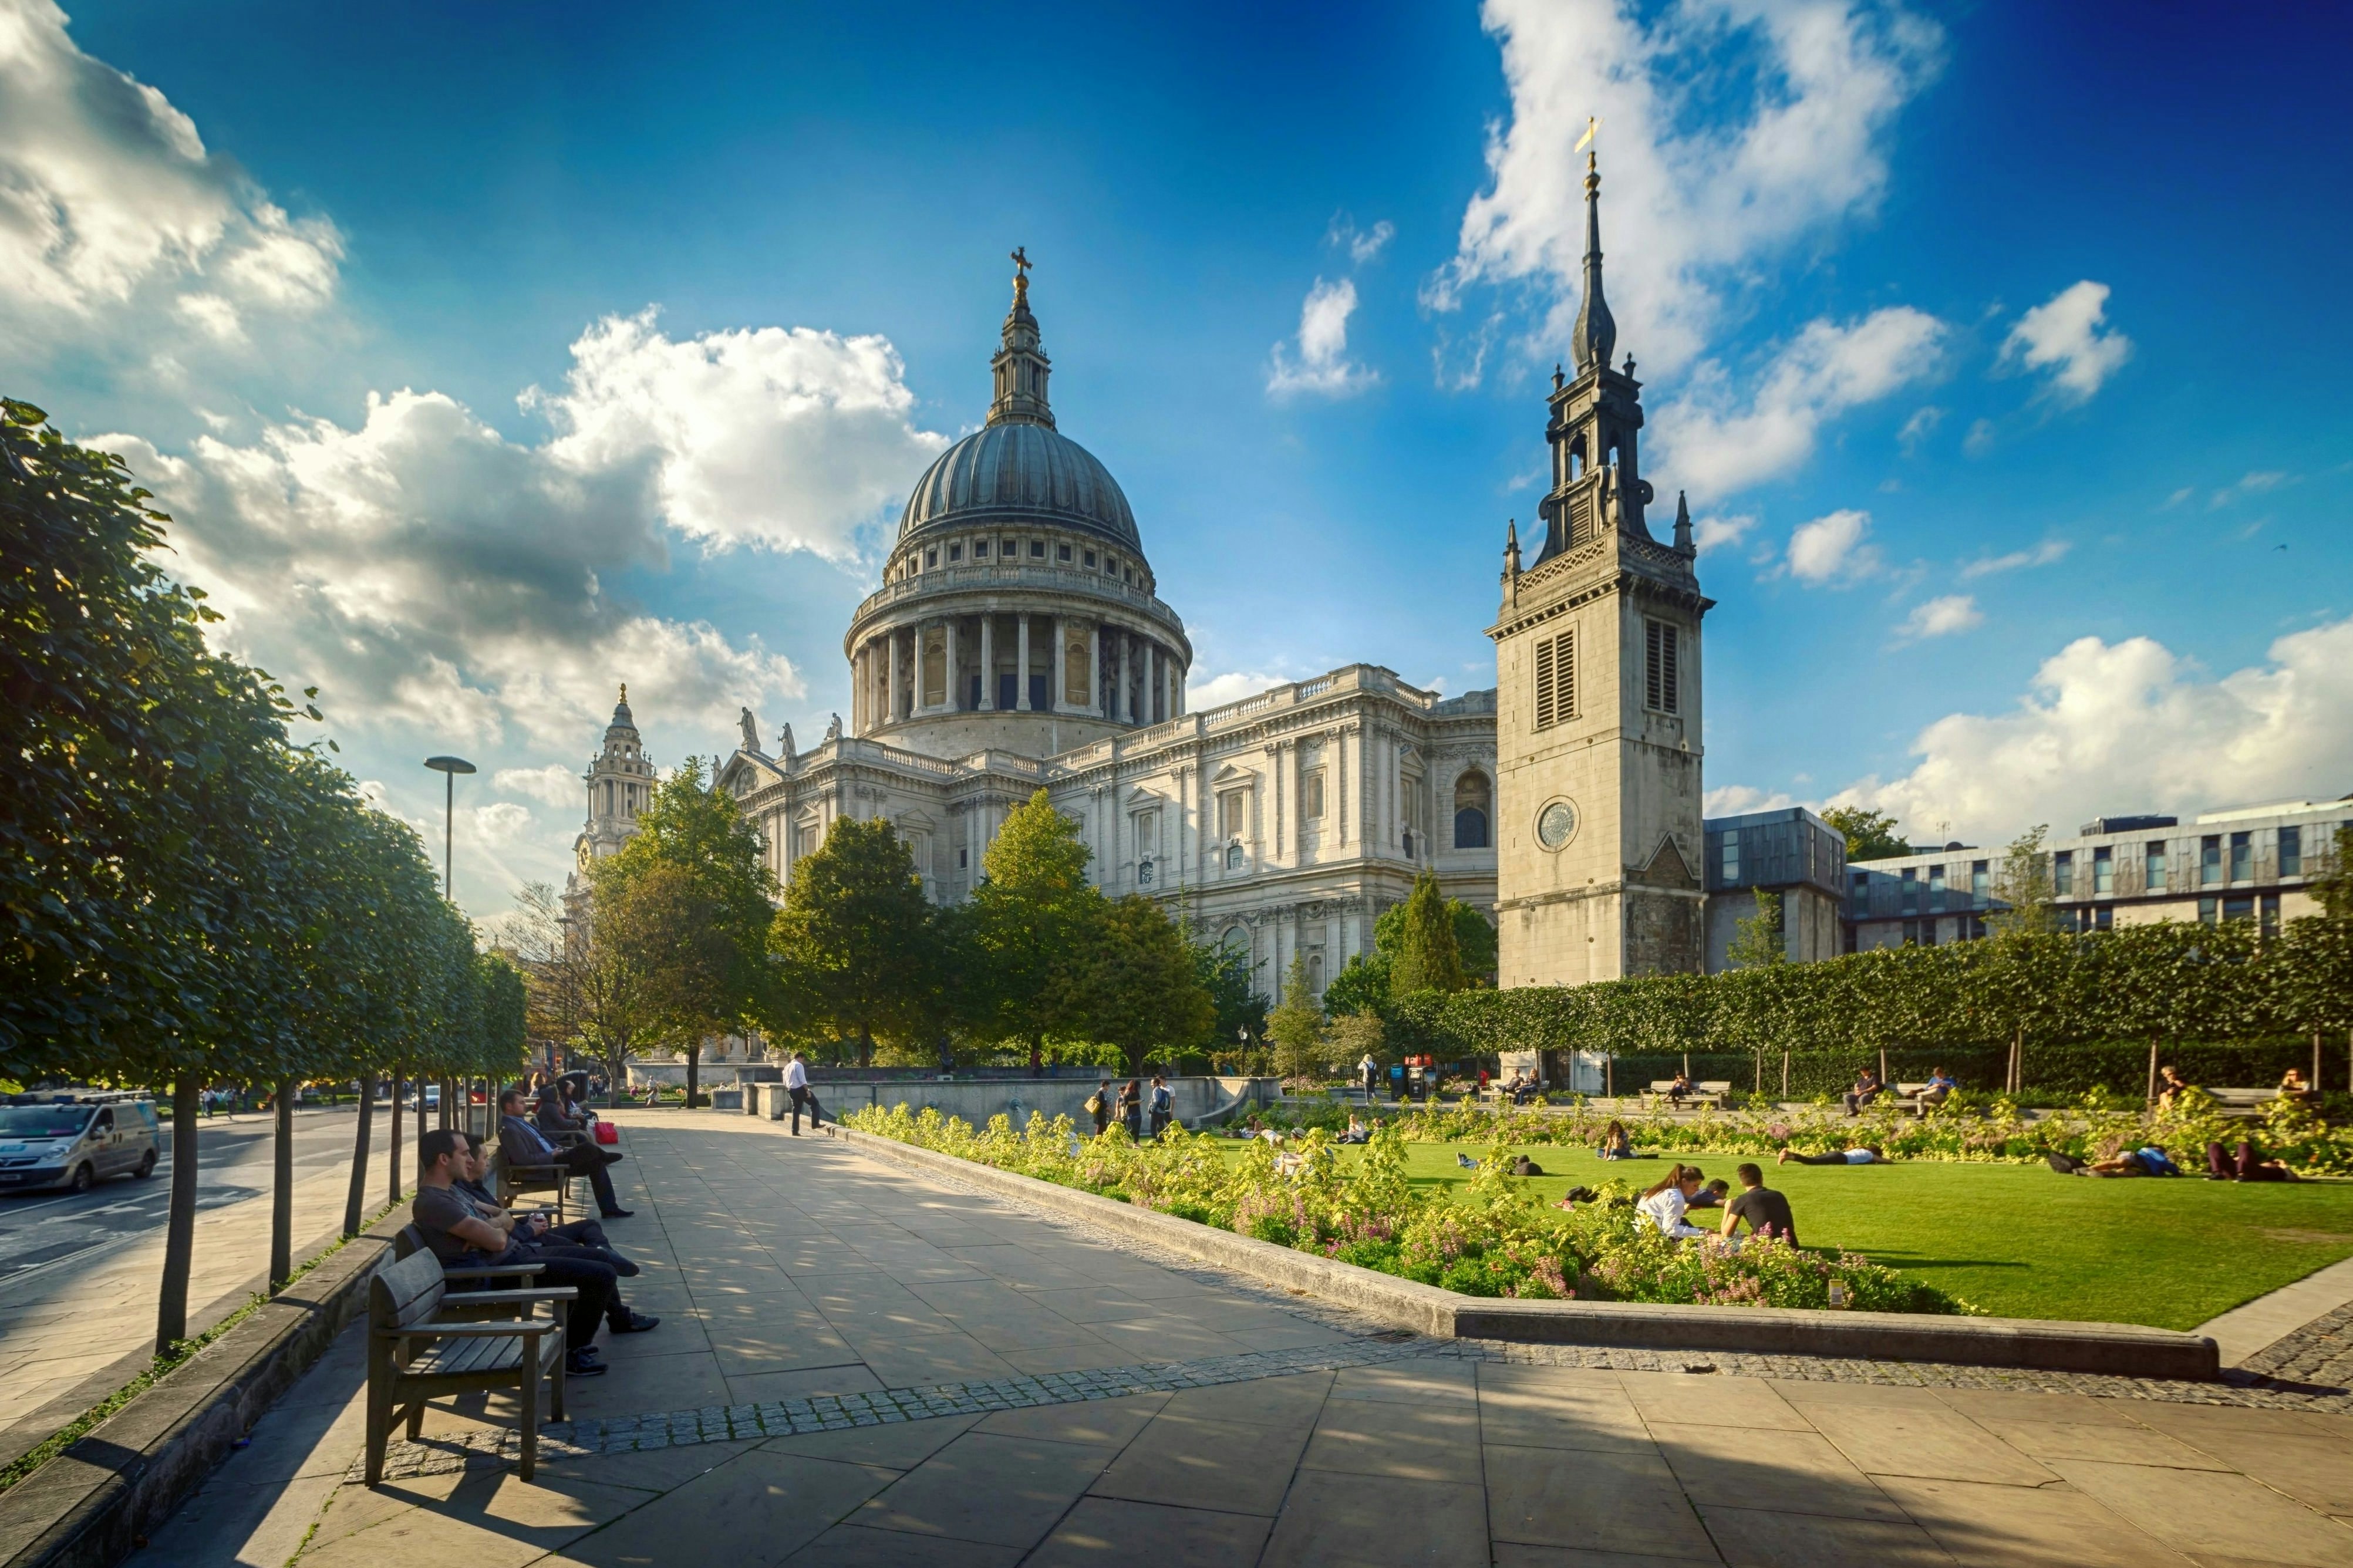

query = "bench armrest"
[376, 1317, 563, 1341]
[443, 1262, 548, 1280]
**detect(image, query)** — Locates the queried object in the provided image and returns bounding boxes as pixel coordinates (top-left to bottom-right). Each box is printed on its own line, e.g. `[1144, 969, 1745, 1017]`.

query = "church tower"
[575, 686, 655, 875]
[1491, 150, 1712, 987]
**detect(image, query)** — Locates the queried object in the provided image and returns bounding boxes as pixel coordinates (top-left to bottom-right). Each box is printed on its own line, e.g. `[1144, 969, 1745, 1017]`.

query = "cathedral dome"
[896, 421, 1139, 551]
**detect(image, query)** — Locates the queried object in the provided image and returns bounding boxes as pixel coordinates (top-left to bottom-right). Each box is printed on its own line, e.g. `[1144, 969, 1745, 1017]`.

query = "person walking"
[1148, 1076, 1173, 1139]
[786, 1051, 824, 1134]
[1358, 1053, 1379, 1103]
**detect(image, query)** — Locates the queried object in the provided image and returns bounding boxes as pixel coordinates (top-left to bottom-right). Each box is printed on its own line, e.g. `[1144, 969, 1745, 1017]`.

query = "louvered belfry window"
[1645, 619, 1680, 714]
[1533, 629, 1575, 731]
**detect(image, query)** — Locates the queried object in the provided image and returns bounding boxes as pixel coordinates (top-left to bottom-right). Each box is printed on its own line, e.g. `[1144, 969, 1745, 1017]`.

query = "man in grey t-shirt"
[1720, 1163, 1798, 1248]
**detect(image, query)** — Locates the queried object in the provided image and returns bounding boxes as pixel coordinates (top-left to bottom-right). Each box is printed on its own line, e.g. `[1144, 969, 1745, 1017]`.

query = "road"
[0, 1102, 394, 1448]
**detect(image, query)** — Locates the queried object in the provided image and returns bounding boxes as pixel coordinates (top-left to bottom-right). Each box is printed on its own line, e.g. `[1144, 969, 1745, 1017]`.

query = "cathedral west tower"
[1491, 150, 1711, 987]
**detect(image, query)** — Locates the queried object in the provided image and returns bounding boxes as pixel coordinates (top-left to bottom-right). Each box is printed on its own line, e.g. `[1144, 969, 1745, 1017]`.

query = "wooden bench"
[2207, 1087, 2284, 1117]
[1644, 1080, 1731, 1110]
[389, 1225, 550, 1320]
[495, 1138, 578, 1223]
[366, 1247, 574, 1485]
[1893, 1081, 1955, 1116]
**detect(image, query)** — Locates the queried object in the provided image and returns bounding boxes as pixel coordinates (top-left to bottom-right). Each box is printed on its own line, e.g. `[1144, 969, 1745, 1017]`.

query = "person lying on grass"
[1719, 1163, 1798, 1249]
[2047, 1143, 2183, 1177]
[1779, 1145, 1886, 1166]
[1637, 1164, 1715, 1240]
[2207, 1138, 2303, 1182]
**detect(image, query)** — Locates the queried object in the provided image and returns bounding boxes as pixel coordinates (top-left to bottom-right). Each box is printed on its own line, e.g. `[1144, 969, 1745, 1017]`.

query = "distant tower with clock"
[1489, 149, 1713, 987]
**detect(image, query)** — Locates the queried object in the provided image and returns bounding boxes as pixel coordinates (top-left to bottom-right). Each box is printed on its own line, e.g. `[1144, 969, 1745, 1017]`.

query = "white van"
[0, 1098, 161, 1194]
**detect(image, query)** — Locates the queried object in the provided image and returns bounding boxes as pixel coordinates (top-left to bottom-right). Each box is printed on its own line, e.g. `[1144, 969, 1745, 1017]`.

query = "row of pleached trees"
[2, 402, 527, 1353]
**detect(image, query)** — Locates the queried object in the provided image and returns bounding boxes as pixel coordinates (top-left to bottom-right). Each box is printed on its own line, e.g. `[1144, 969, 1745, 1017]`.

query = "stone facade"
[1489, 151, 1711, 989]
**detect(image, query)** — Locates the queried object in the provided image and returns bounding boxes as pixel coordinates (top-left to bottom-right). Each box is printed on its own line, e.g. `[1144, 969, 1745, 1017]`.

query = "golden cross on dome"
[1010, 246, 1031, 304]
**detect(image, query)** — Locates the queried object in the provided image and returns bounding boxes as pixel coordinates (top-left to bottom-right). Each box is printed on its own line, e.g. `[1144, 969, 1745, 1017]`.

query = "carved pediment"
[1630, 834, 1700, 891]
[1210, 763, 1256, 787]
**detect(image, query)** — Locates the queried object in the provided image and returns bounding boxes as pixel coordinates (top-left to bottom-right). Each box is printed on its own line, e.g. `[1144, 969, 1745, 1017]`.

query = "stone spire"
[988, 247, 1055, 429]
[1673, 491, 1694, 554]
[1569, 150, 1617, 376]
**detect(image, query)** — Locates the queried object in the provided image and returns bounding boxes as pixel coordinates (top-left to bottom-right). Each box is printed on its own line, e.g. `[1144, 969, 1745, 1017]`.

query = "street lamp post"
[423, 756, 477, 899]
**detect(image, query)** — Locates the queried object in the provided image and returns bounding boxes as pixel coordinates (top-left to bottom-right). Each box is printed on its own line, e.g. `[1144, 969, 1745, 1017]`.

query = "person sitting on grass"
[1686, 1176, 1731, 1209]
[1720, 1164, 1798, 1248]
[1637, 1165, 1714, 1240]
[1337, 1115, 1370, 1145]
[1779, 1145, 1886, 1166]
[1511, 1153, 1546, 1178]
[2207, 1138, 2303, 1182]
[1596, 1119, 1641, 1161]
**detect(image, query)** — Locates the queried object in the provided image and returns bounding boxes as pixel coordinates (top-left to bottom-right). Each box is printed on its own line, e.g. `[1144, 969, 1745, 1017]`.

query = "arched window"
[1453, 771, 1492, 850]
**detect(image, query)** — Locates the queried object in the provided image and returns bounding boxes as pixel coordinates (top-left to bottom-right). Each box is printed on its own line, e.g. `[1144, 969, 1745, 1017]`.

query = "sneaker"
[565, 1350, 608, 1377]
[610, 1311, 662, 1334]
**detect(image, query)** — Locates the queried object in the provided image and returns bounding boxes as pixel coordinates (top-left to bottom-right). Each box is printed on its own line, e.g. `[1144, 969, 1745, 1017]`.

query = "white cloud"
[1830, 617, 2353, 841]
[1899, 594, 1981, 639]
[1962, 417, 1996, 457]
[528, 308, 946, 559]
[1705, 784, 1796, 817]
[1959, 539, 2068, 579]
[1691, 512, 1757, 554]
[495, 763, 586, 808]
[1427, 0, 1942, 379]
[1267, 276, 1380, 399]
[2001, 280, 2132, 403]
[2209, 470, 2288, 509]
[1785, 508, 1879, 584]
[1329, 215, 1395, 264]
[1897, 405, 1942, 455]
[1187, 670, 1293, 710]
[1652, 306, 1946, 497]
[0, 0, 343, 350]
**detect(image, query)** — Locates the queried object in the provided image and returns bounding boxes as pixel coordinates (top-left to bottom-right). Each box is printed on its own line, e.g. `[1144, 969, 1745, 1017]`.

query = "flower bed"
[1270, 1088, 2353, 1175]
[842, 1104, 1968, 1315]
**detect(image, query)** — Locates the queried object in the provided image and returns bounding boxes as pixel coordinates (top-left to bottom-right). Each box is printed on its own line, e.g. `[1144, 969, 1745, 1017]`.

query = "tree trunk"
[156, 1075, 200, 1355]
[686, 1044, 700, 1110]
[343, 1072, 375, 1237]
[269, 1077, 295, 1293]
[386, 1070, 402, 1205]
[859, 1027, 875, 1069]
[415, 1078, 427, 1158]
[2316, 1031, 2325, 1095]
[2145, 1037, 2159, 1107]
[1781, 1050, 1790, 1099]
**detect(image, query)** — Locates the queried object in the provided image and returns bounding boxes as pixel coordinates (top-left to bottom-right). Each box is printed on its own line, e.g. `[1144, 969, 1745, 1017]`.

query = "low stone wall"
[0, 1219, 395, 1568]
[747, 1075, 1274, 1131]
[824, 1125, 2221, 1382]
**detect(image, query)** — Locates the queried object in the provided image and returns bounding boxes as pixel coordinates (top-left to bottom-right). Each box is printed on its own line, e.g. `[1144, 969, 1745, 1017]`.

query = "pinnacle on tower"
[1673, 490, 1694, 554]
[1569, 150, 1617, 376]
[989, 247, 1055, 428]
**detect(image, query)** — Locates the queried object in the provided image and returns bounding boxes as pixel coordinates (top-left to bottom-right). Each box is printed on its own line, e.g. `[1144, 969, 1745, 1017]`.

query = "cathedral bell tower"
[1491, 149, 1712, 987]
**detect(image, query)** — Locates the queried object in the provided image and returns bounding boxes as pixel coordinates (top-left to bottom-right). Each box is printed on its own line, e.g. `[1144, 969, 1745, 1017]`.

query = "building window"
[2280, 825, 2302, 878]
[1084, 550, 1097, 568]
[958, 847, 968, 869]
[1226, 842, 1243, 871]
[1058, 543, 1072, 562]
[2230, 831, 2251, 882]
[2146, 842, 2167, 892]
[948, 543, 962, 562]
[2198, 896, 2217, 926]
[2092, 905, 2113, 932]
[1217, 791, 1246, 842]
[1453, 772, 1491, 849]
[1901, 867, 1918, 911]
[1920, 919, 1937, 947]
[1971, 859, 1989, 901]
[2201, 835, 2221, 886]
[2092, 845, 2113, 895]
[1105, 556, 1118, 575]
[1300, 770, 1326, 821]
[1030, 539, 1045, 558]
[1929, 864, 1946, 909]
[924, 548, 938, 568]
[1721, 829, 1741, 884]
[1967, 914, 1988, 940]
[2054, 851, 2074, 897]
[1403, 830, 1416, 858]
[1902, 919, 1919, 946]
[2261, 893, 2280, 936]
[1851, 872, 1868, 915]
[973, 539, 988, 558]
[1138, 858, 1154, 886]
[1643, 619, 1680, 714]
[1004, 538, 1018, 558]
[1532, 630, 1575, 730]
[2223, 894, 2254, 923]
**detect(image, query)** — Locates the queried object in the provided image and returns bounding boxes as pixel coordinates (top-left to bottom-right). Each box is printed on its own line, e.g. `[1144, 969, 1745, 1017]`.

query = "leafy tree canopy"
[1823, 806, 1912, 864]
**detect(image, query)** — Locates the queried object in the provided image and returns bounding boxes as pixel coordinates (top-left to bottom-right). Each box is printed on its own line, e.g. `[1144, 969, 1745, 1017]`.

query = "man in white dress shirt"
[785, 1051, 823, 1135]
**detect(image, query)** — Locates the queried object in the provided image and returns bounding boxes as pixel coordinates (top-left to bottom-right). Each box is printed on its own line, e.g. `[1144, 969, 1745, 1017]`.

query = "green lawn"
[1226, 1140, 2353, 1329]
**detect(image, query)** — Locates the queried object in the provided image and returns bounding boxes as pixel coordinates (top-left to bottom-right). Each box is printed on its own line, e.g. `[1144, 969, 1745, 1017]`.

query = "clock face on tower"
[1536, 799, 1578, 850]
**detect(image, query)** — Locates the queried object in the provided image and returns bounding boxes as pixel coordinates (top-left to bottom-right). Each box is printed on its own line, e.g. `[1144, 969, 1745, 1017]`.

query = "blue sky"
[7, 0, 2350, 921]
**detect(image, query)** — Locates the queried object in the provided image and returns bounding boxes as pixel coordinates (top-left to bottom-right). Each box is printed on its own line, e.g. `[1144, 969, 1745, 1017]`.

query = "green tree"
[1823, 806, 1912, 864]
[1266, 955, 1329, 1080]
[1390, 871, 1467, 994]
[1988, 824, 2064, 938]
[1320, 949, 1391, 1020]
[1186, 923, 1267, 1061]
[1330, 1009, 1386, 1075]
[1726, 889, 1788, 969]
[1076, 895, 1216, 1075]
[965, 790, 1104, 1060]
[594, 757, 776, 1106]
[768, 817, 938, 1065]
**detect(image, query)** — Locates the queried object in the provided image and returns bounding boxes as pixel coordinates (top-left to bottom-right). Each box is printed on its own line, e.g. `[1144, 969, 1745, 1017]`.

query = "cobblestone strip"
[360, 1331, 1438, 1481]
[1445, 1337, 2353, 1410]
[2236, 1299, 2353, 1390]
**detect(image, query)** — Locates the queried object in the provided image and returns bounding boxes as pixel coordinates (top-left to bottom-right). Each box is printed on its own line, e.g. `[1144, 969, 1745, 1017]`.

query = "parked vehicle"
[0, 1098, 161, 1193]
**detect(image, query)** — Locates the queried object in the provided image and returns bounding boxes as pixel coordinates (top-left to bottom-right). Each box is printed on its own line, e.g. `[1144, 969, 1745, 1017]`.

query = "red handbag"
[594, 1120, 619, 1146]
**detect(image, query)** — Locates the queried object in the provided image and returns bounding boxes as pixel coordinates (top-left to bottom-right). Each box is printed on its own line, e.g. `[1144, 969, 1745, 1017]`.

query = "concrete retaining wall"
[0, 1220, 395, 1568]
[825, 1125, 2220, 1382]
[747, 1076, 1274, 1131]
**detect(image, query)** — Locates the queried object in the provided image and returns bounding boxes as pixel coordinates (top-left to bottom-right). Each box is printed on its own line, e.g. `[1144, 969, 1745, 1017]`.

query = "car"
[0, 1098, 161, 1194]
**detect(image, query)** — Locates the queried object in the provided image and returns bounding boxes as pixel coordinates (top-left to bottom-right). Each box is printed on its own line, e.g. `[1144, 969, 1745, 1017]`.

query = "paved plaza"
[159, 1112, 2353, 1567]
